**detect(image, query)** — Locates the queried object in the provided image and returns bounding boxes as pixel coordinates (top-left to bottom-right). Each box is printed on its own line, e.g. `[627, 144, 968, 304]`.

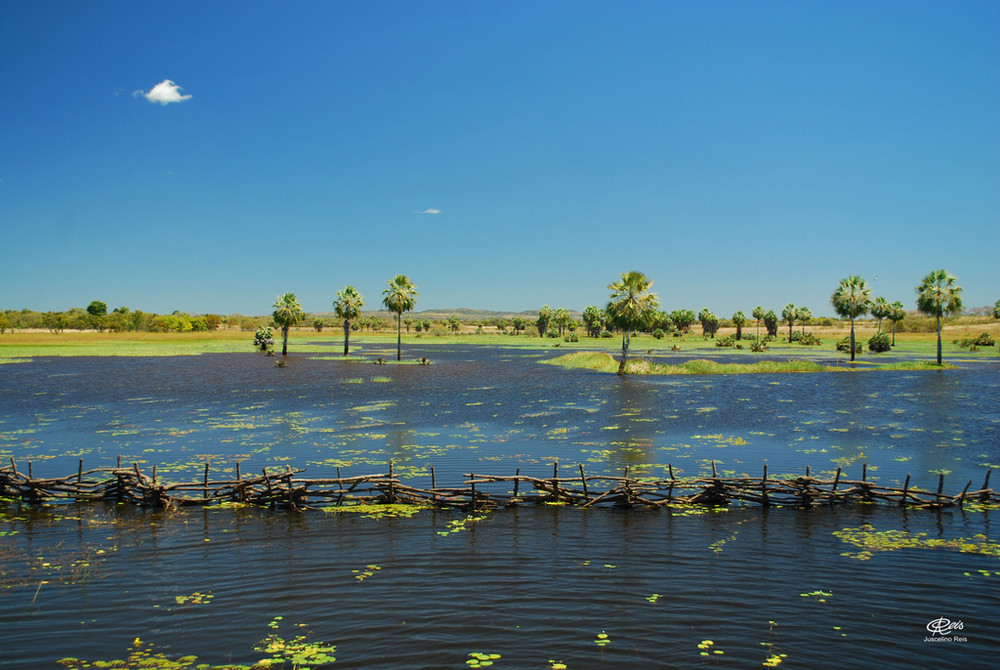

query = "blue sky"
[2, 1, 997, 317]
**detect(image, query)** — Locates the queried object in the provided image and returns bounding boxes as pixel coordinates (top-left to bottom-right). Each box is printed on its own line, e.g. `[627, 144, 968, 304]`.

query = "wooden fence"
[1, 456, 993, 512]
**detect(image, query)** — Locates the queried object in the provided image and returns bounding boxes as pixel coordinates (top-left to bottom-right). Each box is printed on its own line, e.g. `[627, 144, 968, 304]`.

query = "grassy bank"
[543, 351, 956, 375]
[0, 327, 994, 364]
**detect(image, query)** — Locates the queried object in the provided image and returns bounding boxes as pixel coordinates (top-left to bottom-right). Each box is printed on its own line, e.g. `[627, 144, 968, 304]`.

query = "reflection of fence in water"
[1, 456, 993, 511]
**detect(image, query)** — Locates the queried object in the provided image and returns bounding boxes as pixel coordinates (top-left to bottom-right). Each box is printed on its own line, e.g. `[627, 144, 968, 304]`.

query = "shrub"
[798, 332, 822, 346]
[954, 332, 996, 349]
[563, 333, 579, 343]
[600, 330, 614, 338]
[652, 329, 665, 339]
[836, 336, 863, 355]
[715, 335, 736, 348]
[750, 339, 768, 352]
[868, 331, 891, 353]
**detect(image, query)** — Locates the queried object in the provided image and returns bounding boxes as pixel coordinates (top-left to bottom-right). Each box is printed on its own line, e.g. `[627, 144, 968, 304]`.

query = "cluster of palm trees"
[605, 269, 965, 373]
[270, 274, 419, 360]
[271, 268, 966, 369]
[831, 270, 963, 364]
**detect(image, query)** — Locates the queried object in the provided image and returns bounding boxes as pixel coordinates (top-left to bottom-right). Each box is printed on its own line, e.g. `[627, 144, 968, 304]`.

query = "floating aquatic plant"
[174, 590, 213, 605]
[593, 631, 610, 647]
[834, 524, 1000, 561]
[352, 564, 381, 583]
[466, 652, 501, 667]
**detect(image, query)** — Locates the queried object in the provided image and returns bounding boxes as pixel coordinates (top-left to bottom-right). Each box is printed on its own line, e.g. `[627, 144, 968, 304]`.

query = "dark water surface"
[1, 345, 998, 668]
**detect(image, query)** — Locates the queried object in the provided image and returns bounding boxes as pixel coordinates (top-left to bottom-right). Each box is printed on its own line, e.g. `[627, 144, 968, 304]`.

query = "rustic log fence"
[1, 456, 993, 512]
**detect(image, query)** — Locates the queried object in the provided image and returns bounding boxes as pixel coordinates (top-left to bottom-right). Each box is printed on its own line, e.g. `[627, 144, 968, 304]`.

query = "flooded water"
[1, 344, 998, 668]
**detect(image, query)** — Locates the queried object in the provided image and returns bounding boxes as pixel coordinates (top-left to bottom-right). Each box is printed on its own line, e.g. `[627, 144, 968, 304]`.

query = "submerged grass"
[545, 351, 955, 375]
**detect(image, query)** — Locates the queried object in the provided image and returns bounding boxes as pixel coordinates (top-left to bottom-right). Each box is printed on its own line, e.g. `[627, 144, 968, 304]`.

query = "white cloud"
[138, 79, 193, 105]
[415, 208, 441, 214]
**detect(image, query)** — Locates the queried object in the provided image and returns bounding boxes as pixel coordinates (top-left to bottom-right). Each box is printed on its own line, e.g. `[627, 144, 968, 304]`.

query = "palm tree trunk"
[343, 319, 350, 356]
[849, 319, 856, 362]
[282, 326, 289, 356]
[396, 312, 402, 361]
[618, 330, 630, 375]
[936, 314, 942, 365]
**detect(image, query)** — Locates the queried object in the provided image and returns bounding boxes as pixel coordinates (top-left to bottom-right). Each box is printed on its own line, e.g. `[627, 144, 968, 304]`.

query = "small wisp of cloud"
[415, 208, 441, 214]
[133, 79, 193, 105]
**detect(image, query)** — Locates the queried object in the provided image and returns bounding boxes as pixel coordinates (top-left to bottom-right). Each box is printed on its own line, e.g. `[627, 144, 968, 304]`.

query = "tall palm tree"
[606, 271, 659, 375]
[272, 292, 305, 356]
[333, 286, 365, 357]
[831, 276, 872, 362]
[752, 305, 765, 340]
[781, 303, 797, 341]
[916, 269, 963, 365]
[382, 274, 419, 361]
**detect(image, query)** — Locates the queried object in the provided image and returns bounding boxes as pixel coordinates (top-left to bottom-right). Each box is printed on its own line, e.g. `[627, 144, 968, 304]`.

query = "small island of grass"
[544, 351, 953, 375]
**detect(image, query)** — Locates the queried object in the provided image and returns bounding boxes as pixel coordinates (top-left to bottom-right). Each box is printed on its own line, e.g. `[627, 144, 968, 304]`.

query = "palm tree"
[536, 305, 552, 338]
[732, 310, 747, 340]
[606, 271, 660, 375]
[382, 274, 419, 361]
[333, 286, 364, 357]
[888, 301, 905, 346]
[993, 299, 1000, 320]
[831, 276, 872, 362]
[781, 303, 797, 341]
[870, 297, 891, 331]
[752, 305, 765, 340]
[916, 269, 963, 365]
[797, 306, 812, 334]
[272, 292, 305, 356]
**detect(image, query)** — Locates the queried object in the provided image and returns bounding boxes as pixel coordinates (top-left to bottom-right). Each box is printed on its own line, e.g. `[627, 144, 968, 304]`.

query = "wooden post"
[28, 461, 33, 480]
[262, 468, 273, 506]
[936, 473, 945, 500]
[900, 474, 911, 506]
[336, 466, 344, 506]
[470, 471, 477, 512]
[286, 465, 294, 507]
[761, 464, 769, 507]
[78, 458, 83, 484]
[957, 480, 972, 506]
[236, 461, 241, 483]
[388, 460, 395, 502]
[203, 462, 210, 501]
[430, 466, 438, 504]
[711, 460, 717, 478]
[152, 464, 157, 485]
[862, 463, 867, 482]
[117, 455, 122, 469]
[579, 464, 588, 499]
[981, 469, 992, 502]
[513, 467, 520, 498]
[805, 465, 810, 477]
[668, 463, 675, 480]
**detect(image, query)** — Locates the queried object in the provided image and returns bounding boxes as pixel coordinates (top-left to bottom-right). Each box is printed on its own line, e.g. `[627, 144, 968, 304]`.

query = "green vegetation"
[272, 293, 305, 356]
[333, 285, 364, 357]
[382, 274, 418, 361]
[830, 276, 872, 362]
[605, 271, 659, 374]
[544, 351, 953, 375]
[916, 268, 963, 365]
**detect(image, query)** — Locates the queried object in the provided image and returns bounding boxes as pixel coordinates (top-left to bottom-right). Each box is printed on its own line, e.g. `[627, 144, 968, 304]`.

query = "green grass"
[544, 351, 956, 375]
[1, 327, 994, 363]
